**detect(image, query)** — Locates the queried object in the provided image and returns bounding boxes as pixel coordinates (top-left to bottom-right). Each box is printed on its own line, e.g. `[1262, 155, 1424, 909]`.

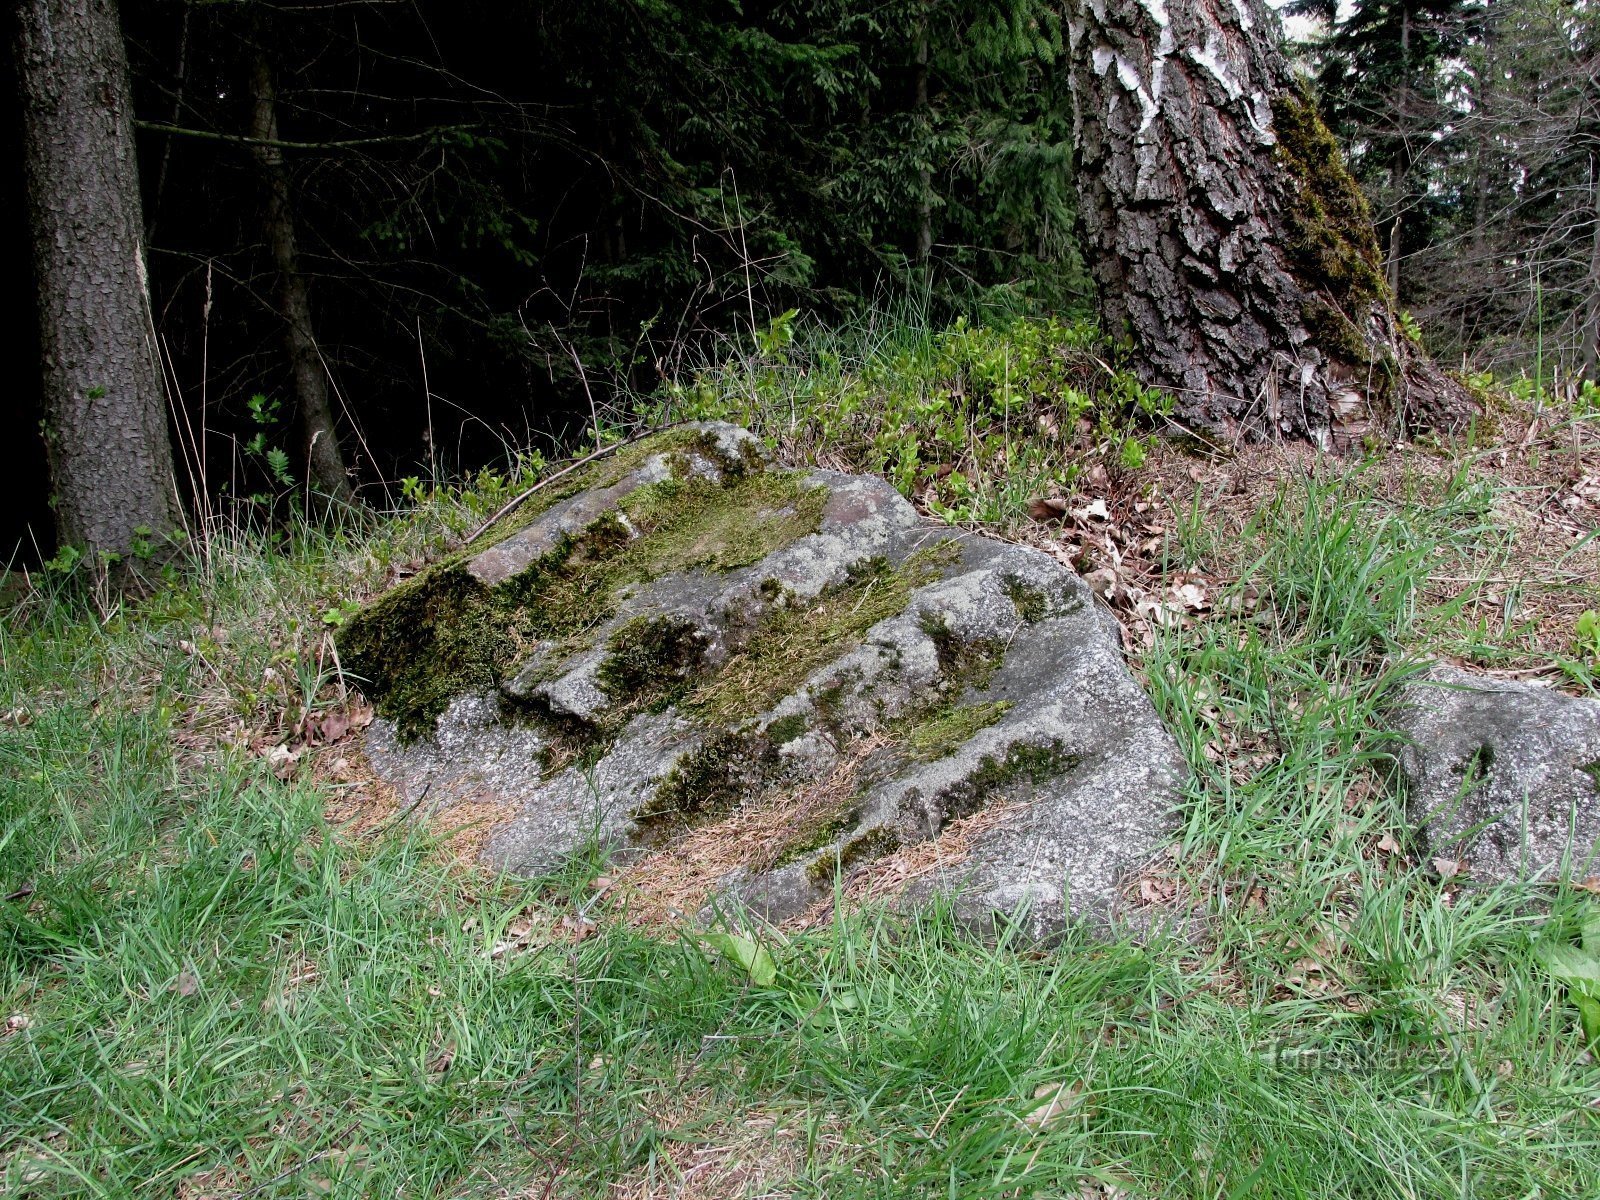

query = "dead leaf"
[1432, 857, 1462, 881]
[428, 1042, 457, 1075]
[319, 710, 351, 743]
[171, 970, 200, 997]
[4, 1013, 31, 1036]
[1028, 497, 1070, 522]
[1083, 567, 1119, 599]
[347, 699, 374, 729]
[560, 913, 596, 943]
[1375, 833, 1400, 856]
[265, 743, 303, 778]
[1023, 1080, 1086, 1130]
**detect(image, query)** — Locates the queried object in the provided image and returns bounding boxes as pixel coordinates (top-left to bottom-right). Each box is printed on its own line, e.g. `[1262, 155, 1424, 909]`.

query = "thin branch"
[134, 119, 476, 151]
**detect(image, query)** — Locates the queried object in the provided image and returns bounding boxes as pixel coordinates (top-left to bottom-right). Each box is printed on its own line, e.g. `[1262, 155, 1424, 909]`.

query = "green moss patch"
[339, 456, 825, 740]
[765, 712, 809, 746]
[898, 699, 1013, 762]
[633, 730, 780, 835]
[927, 739, 1079, 825]
[1272, 91, 1386, 349]
[687, 542, 960, 727]
[805, 825, 902, 887]
[770, 808, 857, 870]
[596, 615, 705, 707]
[1002, 575, 1050, 623]
[918, 612, 1005, 696]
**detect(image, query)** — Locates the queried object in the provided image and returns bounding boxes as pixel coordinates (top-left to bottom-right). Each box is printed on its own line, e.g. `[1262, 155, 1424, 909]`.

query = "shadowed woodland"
[9, 0, 1600, 562]
[6, 4, 1600, 1197]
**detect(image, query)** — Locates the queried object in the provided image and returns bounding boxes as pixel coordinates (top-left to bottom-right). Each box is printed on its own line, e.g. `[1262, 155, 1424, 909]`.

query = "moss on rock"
[765, 712, 809, 746]
[1001, 575, 1050, 623]
[338, 444, 825, 740]
[633, 729, 780, 834]
[805, 825, 902, 887]
[898, 699, 1014, 762]
[687, 543, 959, 726]
[596, 614, 705, 707]
[930, 739, 1080, 825]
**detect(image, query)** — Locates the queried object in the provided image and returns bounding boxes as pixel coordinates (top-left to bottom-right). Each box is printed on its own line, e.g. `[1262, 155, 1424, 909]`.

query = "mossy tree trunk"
[1065, 0, 1473, 444]
[18, 0, 183, 561]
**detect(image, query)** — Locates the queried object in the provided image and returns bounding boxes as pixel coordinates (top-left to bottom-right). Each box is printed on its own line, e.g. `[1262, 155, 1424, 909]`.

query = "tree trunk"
[1065, 0, 1473, 444]
[913, 9, 934, 267]
[247, 41, 354, 505]
[1583, 157, 1600, 382]
[1384, 5, 1413, 300]
[18, 0, 182, 561]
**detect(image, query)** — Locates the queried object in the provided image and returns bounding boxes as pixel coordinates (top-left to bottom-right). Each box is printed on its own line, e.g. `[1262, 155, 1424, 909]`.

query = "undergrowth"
[651, 308, 1170, 525]
[4, 315, 1600, 1197]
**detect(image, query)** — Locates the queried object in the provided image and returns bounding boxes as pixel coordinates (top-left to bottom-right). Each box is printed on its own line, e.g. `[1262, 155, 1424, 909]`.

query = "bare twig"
[463, 424, 677, 544]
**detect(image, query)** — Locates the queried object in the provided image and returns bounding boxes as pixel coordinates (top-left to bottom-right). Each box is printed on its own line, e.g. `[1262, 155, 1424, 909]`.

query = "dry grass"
[791, 798, 1027, 930]
[593, 1092, 820, 1200]
[615, 737, 887, 928]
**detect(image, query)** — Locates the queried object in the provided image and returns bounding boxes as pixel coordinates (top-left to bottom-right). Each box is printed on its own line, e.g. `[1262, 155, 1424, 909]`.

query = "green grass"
[649, 305, 1170, 525]
[5, 388, 1600, 1196]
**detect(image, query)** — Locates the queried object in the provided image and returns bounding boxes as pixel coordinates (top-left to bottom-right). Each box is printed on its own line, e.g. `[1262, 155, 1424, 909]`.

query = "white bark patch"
[1231, 0, 1254, 30]
[1092, 45, 1114, 76]
[1149, 26, 1176, 108]
[1249, 91, 1276, 143]
[1115, 54, 1160, 132]
[1186, 30, 1242, 101]
[1136, 0, 1170, 28]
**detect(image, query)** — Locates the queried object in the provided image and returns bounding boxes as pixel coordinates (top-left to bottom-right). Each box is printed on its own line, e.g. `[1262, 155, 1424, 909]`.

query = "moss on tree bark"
[1065, 0, 1474, 444]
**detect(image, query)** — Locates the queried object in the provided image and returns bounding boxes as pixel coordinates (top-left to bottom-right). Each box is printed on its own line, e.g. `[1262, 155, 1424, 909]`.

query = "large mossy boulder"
[338, 423, 1184, 935]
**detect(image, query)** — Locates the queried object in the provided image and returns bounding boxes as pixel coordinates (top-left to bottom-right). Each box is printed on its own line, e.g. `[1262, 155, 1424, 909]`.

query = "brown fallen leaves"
[251, 697, 374, 779]
[483, 907, 595, 960]
[1022, 483, 1235, 649]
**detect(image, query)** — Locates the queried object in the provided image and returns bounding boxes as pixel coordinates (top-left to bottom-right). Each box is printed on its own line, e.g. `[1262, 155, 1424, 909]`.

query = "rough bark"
[247, 43, 355, 505]
[914, 11, 934, 266]
[1065, 0, 1474, 444]
[1584, 160, 1600, 382]
[18, 0, 182, 559]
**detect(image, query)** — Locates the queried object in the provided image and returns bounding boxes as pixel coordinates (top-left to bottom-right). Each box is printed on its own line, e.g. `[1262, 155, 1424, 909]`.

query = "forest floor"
[4, 347, 1600, 1198]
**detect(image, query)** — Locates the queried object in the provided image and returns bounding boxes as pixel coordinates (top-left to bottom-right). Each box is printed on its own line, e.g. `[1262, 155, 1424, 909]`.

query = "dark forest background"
[8, 0, 1600, 562]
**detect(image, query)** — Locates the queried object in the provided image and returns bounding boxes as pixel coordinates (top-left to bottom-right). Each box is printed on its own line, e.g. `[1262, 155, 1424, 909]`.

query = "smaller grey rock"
[1396, 664, 1600, 883]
